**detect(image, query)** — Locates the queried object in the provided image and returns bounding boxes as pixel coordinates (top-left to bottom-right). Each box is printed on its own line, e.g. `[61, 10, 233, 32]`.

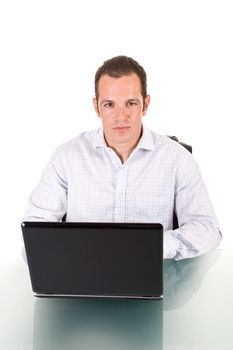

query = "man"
[23, 55, 221, 260]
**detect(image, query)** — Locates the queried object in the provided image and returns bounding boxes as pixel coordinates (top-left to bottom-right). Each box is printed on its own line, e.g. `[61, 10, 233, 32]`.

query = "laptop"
[21, 222, 163, 300]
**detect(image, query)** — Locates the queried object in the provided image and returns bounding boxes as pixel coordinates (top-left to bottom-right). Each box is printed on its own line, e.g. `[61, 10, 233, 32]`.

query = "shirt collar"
[94, 128, 107, 149]
[94, 125, 155, 151]
[136, 125, 155, 151]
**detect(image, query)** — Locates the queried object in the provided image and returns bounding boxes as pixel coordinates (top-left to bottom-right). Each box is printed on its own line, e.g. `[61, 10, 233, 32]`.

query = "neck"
[111, 144, 136, 163]
[105, 133, 142, 164]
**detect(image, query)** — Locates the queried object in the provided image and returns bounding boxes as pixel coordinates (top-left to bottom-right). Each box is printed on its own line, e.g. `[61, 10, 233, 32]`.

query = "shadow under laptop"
[33, 297, 163, 350]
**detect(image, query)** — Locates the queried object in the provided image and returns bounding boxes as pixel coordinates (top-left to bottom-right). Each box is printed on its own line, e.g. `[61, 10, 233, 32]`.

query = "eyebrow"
[127, 98, 141, 103]
[99, 99, 114, 106]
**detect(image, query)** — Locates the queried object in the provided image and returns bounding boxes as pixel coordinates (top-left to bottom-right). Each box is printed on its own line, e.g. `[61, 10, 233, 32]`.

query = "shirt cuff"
[164, 230, 180, 259]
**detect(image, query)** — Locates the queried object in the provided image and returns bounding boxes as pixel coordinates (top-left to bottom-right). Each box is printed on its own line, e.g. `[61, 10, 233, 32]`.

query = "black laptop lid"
[22, 222, 163, 299]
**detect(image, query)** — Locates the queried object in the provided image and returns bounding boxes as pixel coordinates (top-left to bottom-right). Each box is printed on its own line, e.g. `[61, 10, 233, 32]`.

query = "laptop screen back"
[22, 222, 163, 299]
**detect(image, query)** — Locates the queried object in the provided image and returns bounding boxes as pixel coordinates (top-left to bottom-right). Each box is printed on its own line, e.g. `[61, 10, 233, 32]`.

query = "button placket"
[114, 165, 128, 222]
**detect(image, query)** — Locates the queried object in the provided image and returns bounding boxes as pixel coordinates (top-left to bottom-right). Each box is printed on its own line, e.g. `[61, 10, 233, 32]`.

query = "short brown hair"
[94, 55, 147, 100]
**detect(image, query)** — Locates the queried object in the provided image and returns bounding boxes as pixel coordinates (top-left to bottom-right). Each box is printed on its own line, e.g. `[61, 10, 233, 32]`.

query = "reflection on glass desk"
[34, 297, 163, 350]
[1, 250, 233, 350]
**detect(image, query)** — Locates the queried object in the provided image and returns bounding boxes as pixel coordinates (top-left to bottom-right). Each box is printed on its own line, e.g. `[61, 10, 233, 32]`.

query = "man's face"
[93, 73, 150, 149]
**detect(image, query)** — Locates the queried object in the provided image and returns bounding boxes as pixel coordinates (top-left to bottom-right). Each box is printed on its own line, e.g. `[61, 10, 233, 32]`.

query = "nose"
[115, 105, 128, 121]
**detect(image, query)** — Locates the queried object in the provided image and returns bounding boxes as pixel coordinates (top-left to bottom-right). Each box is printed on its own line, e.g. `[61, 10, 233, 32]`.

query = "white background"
[1, 0, 232, 264]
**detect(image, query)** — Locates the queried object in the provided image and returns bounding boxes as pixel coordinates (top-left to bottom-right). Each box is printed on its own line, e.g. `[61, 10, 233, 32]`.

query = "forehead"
[98, 73, 142, 99]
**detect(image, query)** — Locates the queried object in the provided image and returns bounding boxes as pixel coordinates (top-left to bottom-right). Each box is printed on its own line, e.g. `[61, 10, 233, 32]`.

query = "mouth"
[112, 126, 130, 131]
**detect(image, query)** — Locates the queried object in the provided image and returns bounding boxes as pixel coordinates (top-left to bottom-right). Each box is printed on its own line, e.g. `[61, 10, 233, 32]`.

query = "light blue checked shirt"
[23, 126, 221, 260]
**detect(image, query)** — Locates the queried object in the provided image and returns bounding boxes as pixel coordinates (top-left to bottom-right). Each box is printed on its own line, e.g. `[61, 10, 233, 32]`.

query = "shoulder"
[148, 128, 192, 158]
[54, 128, 100, 157]
[45, 129, 101, 169]
[146, 128, 199, 174]
[149, 130, 202, 185]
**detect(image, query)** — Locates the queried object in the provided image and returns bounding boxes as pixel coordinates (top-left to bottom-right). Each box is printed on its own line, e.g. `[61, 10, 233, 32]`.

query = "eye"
[104, 102, 114, 108]
[127, 100, 138, 107]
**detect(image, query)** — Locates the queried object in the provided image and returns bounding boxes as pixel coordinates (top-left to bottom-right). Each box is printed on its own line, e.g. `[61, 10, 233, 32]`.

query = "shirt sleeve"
[164, 152, 222, 260]
[22, 147, 68, 222]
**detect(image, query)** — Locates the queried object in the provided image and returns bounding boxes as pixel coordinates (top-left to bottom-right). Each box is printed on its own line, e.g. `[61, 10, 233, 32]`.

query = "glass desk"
[1, 250, 232, 350]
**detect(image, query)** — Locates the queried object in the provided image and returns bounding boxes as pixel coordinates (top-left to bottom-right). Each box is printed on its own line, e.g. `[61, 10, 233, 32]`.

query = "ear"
[93, 98, 101, 118]
[142, 95, 150, 116]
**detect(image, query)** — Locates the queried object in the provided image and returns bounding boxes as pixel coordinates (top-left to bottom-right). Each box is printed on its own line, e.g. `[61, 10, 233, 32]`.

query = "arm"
[164, 153, 222, 260]
[23, 148, 68, 222]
